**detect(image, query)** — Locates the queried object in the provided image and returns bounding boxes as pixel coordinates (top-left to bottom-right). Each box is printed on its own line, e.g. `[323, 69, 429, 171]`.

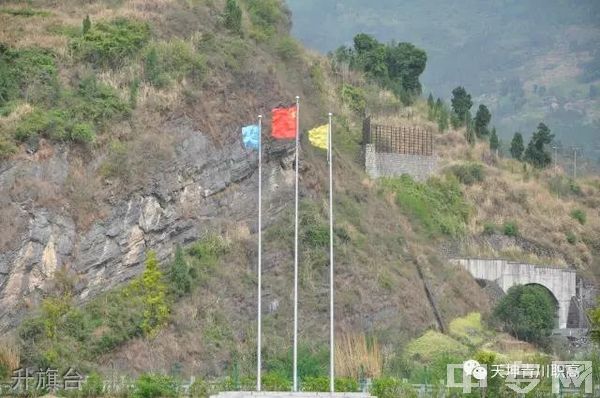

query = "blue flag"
[242, 125, 260, 150]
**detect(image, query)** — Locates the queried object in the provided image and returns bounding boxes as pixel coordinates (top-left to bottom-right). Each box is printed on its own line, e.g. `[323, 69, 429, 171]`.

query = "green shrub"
[100, 140, 130, 180]
[169, 246, 193, 297]
[548, 175, 582, 197]
[246, 0, 283, 39]
[492, 284, 556, 345]
[82, 15, 92, 35]
[71, 75, 130, 126]
[447, 162, 484, 185]
[187, 234, 229, 264]
[70, 122, 95, 143]
[483, 222, 497, 235]
[71, 18, 150, 68]
[382, 175, 470, 237]
[132, 374, 178, 398]
[261, 372, 291, 391]
[335, 377, 360, 392]
[371, 377, 417, 398]
[503, 221, 519, 237]
[566, 232, 577, 245]
[300, 377, 359, 392]
[189, 378, 211, 398]
[301, 376, 328, 392]
[0, 136, 17, 158]
[0, 46, 58, 107]
[223, 0, 243, 34]
[341, 84, 366, 115]
[143, 40, 205, 87]
[570, 209, 586, 225]
[81, 372, 104, 397]
[275, 36, 299, 61]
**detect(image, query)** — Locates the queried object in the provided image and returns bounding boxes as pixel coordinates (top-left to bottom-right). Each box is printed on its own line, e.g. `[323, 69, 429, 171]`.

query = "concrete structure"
[364, 144, 438, 181]
[210, 393, 375, 398]
[452, 258, 577, 329]
[362, 118, 438, 181]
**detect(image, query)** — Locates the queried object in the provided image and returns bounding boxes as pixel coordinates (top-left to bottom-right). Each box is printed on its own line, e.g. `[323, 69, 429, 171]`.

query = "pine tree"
[427, 93, 434, 108]
[437, 106, 449, 132]
[510, 132, 524, 160]
[82, 15, 91, 35]
[170, 245, 192, 297]
[489, 127, 499, 154]
[451, 86, 473, 124]
[474, 104, 492, 137]
[524, 122, 554, 168]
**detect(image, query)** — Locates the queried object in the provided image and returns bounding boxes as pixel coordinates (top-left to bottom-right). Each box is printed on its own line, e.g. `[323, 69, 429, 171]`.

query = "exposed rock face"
[0, 118, 295, 332]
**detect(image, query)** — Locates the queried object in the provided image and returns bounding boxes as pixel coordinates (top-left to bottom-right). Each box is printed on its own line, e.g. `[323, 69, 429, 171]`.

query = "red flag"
[271, 105, 297, 139]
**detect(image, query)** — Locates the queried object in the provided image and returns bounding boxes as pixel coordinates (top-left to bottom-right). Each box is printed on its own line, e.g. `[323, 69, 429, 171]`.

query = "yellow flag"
[308, 124, 328, 150]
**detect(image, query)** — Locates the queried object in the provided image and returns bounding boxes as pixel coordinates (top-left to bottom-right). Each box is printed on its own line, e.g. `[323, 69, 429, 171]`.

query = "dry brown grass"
[335, 333, 382, 379]
[0, 341, 20, 372]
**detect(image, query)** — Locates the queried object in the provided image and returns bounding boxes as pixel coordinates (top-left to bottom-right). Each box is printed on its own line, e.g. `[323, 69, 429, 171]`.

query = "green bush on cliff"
[382, 175, 470, 237]
[71, 18, 151, 68]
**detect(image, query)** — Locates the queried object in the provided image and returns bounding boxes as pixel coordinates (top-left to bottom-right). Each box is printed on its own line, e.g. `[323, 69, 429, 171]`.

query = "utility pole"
[552, 145, 558, 171]
[572, 147, 579, 179]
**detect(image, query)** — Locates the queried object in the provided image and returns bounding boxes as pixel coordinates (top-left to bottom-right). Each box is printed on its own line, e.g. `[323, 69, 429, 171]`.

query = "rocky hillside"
[0, 0, 599, 385]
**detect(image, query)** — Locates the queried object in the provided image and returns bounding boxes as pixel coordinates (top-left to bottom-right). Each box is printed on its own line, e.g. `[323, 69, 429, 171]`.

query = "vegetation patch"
[0, 46, 58, 108]
[381, 175, 470, 237]
[17, 235, 228, 370]
[404, 330, 468, 363]
[71, 18, 151, 68]
[446, 162, 484, 185]
[570, 208, 586, 225]
[448, 312, 488, 347]
[144, 39, 205, 88]
[491, 284, 556, 345]
[0, 7, 50, 17]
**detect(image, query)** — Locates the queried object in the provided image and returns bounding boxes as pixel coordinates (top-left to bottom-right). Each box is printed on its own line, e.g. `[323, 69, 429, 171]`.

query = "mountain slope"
[0, 0, 599, 388]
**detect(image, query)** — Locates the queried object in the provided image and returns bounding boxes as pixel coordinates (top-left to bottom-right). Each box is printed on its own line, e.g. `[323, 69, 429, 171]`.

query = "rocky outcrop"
[0, 118, 295, 332]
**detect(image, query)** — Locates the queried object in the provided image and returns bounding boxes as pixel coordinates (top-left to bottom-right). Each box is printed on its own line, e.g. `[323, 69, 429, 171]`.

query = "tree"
[464, 112, 475, 145]
[223, 0, 242, 34]
[336, 34, 427, 104]
[427, 93, 435, 121]
[524, 122, 554, 168]
[489, 127, 499, 153]
[427, 93, 434, 108]
[474, 104, 492, 137]
[128, 251, 169, 336]
[82, 15, 91, 35]
[437, 105, 449, 132]
[510, 132, 524, 160]
[451, 86, 472, 123]
[169, 245, 193, 297]
[492, 285, 556, 345]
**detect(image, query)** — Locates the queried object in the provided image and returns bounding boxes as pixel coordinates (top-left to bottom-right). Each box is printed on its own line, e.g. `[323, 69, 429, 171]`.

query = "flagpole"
[293, 96, 300, 392]
[328, 112, 335, 393]
[257, 115, 263, 392]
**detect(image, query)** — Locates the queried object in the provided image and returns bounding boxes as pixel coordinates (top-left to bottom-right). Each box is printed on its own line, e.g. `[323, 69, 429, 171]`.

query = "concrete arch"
[452, 258, 577, 329]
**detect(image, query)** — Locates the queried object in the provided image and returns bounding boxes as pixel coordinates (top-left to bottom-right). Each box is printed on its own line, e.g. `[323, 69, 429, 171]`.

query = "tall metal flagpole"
[293, 96, 300, 392]
[328, 112, 335, 393]
[257, 115, 263, 392]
